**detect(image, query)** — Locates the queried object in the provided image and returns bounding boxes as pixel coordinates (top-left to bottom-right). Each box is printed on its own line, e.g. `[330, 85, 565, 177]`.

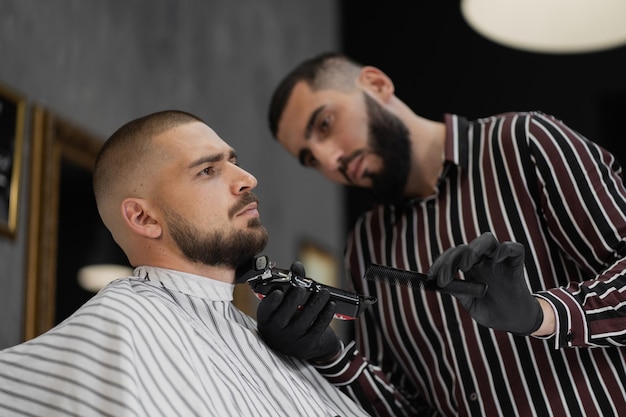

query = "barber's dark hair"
[267, 52, 362, 138]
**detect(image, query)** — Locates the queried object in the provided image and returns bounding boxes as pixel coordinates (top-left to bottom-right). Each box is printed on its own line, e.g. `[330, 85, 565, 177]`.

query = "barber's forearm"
[531, 298, 556, 337]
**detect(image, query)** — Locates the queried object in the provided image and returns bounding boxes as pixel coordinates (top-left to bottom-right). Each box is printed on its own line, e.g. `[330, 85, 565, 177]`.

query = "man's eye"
[200, 167, 215, 176]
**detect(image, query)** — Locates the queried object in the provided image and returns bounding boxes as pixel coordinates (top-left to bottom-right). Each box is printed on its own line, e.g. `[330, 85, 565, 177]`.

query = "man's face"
[163, 194, 267, 269]
[276, 81, 411, 204]
[154, 122, 268, 269]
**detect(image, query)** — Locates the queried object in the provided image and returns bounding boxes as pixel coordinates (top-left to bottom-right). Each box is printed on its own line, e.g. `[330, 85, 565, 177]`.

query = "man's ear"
[357, 66, 395, 102]
[121, 198, 162, 239]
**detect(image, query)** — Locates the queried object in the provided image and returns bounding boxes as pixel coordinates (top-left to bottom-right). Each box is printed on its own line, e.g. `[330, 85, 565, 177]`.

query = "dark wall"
[340, 1, 626, 226]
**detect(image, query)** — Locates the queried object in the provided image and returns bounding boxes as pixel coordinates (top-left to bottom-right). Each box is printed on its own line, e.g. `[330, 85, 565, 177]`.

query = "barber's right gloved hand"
[256, 261, 341, 362]
[428, 232, 543, 336]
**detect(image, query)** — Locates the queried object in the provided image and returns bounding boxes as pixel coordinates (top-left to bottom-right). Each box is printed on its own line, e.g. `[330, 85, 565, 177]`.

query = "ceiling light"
[461, 0, 626, 54]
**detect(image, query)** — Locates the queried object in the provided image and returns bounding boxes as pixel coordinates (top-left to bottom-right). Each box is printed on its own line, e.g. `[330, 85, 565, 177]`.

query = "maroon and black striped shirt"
[315, 112, 626, 416]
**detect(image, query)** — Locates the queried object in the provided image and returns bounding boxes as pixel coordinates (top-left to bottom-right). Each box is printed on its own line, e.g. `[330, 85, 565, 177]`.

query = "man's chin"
[248, 225, 269, 251]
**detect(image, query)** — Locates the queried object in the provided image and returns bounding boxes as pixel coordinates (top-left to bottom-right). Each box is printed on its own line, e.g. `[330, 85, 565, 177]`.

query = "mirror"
[24, 106, 129, 340]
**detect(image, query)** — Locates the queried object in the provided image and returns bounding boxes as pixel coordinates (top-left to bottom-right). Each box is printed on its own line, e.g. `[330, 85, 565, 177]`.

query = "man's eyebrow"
[188, 149, 237, 169]
[304, 105, 325, 140]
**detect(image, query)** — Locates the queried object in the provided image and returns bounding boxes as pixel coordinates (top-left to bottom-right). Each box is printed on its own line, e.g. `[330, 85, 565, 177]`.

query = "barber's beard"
[164, 193, 268, 269]
[362, 93, 411, 205]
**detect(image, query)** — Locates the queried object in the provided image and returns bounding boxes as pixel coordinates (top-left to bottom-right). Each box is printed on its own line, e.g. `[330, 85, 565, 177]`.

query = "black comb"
[364, 263, 487, 298]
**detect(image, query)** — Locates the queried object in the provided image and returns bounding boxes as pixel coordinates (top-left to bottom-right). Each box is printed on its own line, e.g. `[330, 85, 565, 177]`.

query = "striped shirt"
[315, 112, 626, 416]
[0, 266, 369, 417]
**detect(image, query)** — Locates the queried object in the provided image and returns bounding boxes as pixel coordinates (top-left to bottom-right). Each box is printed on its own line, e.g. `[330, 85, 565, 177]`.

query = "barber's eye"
[319, 115, 331, 134]
[305, 155, 319, 168]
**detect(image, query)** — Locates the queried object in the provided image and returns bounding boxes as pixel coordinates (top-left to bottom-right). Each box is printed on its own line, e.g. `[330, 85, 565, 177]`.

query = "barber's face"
[155, 122, 268, 268]
[361, 93, 411, 204]
[276, 81, 410, 204]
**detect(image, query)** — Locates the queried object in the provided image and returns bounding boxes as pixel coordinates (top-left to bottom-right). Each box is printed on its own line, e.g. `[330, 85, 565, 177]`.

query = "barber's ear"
[357, 66, 395, 102]
[121, 198, 162, 238]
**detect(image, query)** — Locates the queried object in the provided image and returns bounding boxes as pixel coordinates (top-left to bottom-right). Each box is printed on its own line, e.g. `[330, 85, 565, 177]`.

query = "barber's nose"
[310, 141, 344, 171]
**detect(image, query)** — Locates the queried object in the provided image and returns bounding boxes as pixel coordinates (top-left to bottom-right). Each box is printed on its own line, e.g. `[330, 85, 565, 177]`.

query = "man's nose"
[232, 165, 258, 193]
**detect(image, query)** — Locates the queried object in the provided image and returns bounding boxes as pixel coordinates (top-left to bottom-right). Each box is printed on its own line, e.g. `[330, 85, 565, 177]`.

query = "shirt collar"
[401, 114, 464, 206]
[134, 265, 234, 302]
[444, 113, 470, 170]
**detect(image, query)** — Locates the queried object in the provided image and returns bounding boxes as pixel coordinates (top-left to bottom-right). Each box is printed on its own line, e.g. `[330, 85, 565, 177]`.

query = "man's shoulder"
[71, 278, 178, 324]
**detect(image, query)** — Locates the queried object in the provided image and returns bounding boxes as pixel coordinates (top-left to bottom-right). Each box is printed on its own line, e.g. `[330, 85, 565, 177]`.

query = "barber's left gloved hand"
[256, 261, 341, 362]
[428, 232, 543, 336]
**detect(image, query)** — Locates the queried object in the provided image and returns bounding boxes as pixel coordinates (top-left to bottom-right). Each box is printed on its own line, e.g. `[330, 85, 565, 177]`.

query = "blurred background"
[1, 1, 625, 348]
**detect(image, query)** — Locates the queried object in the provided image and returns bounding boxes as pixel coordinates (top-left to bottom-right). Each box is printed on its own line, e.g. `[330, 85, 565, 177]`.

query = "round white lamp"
[461, 0, 626, 54]
[77, 264, 134, 293]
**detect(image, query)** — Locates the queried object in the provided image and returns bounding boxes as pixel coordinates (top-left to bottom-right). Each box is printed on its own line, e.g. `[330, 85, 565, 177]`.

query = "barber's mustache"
[339, 149, 369, 184]
[228, 192, 259, 219]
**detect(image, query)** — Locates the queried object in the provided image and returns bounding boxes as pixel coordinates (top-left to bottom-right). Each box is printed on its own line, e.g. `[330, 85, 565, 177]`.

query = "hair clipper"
[236, 256, 376, 320]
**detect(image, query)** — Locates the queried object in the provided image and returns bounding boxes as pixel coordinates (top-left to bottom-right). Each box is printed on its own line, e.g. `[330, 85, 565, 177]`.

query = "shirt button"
[469, 392, 478, 401]
[567, 332, 575, 342]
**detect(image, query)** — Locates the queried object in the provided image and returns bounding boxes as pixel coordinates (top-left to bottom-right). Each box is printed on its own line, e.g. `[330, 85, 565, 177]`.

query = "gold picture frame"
[0, 83, 26, 238]
[24, 105, 104, 340]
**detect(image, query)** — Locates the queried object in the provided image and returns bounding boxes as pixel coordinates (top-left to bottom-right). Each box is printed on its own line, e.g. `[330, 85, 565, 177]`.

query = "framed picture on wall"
[0, 83, 26, 238]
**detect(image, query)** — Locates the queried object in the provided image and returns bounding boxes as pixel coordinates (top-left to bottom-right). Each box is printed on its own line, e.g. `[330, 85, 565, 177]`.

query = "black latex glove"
[427, 232, 543, 336]
[256, 261, 341, 362]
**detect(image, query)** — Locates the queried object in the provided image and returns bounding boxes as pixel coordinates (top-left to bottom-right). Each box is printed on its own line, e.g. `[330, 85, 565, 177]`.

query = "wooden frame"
[0, 84, 26, 238]
[24, 106, 103, 340]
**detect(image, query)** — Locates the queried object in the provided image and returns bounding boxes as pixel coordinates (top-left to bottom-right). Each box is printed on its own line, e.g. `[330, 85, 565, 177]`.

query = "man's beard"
[363, 93, 412, 205]
[164, 193, 268, 269]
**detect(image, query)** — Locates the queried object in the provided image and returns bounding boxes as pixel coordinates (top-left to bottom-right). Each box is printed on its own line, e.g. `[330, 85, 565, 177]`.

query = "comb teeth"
[364, 263, 487, 298]
[364, 264, 429, 289]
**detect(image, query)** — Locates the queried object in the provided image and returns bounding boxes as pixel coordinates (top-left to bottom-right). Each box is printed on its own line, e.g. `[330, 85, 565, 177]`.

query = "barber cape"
[0, 266, 368, 417]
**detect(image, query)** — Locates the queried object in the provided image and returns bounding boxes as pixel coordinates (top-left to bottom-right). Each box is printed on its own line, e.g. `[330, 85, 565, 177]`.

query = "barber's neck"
[403, 118, 446, 199]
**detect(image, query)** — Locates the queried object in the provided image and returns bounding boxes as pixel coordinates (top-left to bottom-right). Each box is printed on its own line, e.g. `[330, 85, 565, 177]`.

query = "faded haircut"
[93, 110, 204, 211]
[267, 52, 362, 138]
